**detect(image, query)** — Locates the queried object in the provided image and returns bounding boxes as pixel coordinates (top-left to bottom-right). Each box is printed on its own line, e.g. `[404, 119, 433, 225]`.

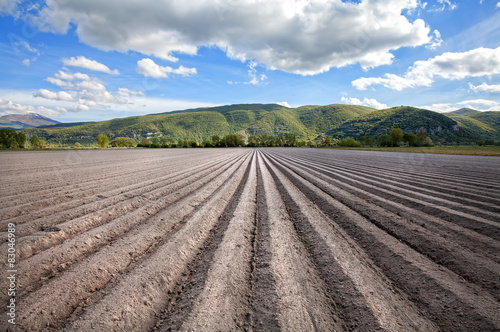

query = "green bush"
[0, 129, 26, 148]
[96, 134, 109, 148]
[110, 137, 136, 147]
[339, 137, 361, 147]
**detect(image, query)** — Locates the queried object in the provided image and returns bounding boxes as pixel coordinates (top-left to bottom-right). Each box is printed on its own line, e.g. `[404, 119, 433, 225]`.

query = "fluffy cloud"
[469, 83, 500, 93]
[136, 58, 197, 78]
[0, 99, 61, 117]
[34, 69, 138, 111]
[27, 0, 432, 75]
[63, 56, 119, 75]
[422, 99, 500, 113]
[34, 89, 76, 101]
[341, 96, 387, 109]
[353, 46, 500, 90]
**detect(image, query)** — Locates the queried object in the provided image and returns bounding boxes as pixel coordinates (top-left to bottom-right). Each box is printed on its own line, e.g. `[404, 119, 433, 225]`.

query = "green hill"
[327, 106, 480, 143]
[24, 104, 499, 145]
[449, 108, 481, 117]
[469, 111, 500, 132]
[444, 109, 500, 141]
[25, 103, 373, 144]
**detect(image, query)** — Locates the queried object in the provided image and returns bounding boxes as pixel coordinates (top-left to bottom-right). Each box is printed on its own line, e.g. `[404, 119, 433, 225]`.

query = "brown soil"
[1, 148, 499, 331]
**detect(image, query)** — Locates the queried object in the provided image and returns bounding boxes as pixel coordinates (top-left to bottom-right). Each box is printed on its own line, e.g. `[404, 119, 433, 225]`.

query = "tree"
[378, 134, 391, 147]
[150, 137, 160, 148]
[202, 140, 214, 147]
[211, 135, 220, 146]
[402, 132, 418, 147]
[416, 127, 427, 143]
[339, 137, 361, 147]
[390, 128, 403, 147]
[220, 134, 244, 147]
[111, 137, 136, 147]
[423, 137, 433, 147]
[160, 136, 173, 148]
[0, 129, 26, 149]
[259, 134, 269, 147]
[360, 136, 375, 147]
[322, 136, 331, 147]
[16, 132, 26, 148]
[284, 133, 296, 147]
[96, 135, 109, 148]
[30, 136, 40, 149]
[247, 135, 259, 147]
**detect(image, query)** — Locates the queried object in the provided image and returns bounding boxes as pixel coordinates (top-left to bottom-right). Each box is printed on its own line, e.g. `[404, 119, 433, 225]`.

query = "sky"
[0, 0, 499, 123]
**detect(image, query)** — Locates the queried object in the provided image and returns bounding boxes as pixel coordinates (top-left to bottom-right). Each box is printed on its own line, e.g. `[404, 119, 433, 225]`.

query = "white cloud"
[62, 56, 119, 75]
[245, 61, 267, 85]
[469, 83, 500, 93]
[117, 88, 144, 97]
[34, 70, 135, 111]
[34, 89, 76, 102]
[27, 0, 433, 75]
[0, 99, 61, 118]
[422, 99, 500, 113]
[0, 0, 17, 13]
[70, 104, 90, 112]
[341, 96, 387, 109]
[497, 2, 500, 8]
[136, 58, 197, 78]
[353, 46, 500, 91]
[430, 0, 457, 12]
[277, 101, 291, 108]
[426, 30, 443, 50]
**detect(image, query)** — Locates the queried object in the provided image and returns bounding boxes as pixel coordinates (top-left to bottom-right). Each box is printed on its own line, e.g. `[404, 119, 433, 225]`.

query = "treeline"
[135, 133, 308, 148]
[320, 127, 438, 148]
[0, 129, 26, 148]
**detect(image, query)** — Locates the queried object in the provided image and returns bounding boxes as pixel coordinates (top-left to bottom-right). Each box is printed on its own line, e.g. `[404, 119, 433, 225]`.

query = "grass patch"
[323, 146, 500, 156]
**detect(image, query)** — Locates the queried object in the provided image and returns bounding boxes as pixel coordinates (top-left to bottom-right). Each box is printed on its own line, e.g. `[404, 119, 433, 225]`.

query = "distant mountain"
[24, 103, 499, 145]
[448, 108, 481, 117]
[0, 113, 60, 129]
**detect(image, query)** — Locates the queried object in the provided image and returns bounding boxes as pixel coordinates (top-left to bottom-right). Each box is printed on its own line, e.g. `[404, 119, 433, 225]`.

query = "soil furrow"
[0, 153, 243, 262]
[155, 151, 257, 331]
[265, 150, 500, 332]
[0, 151, 235, 219]
[286, 152, 500, 212]
[1, 148, 498, 331]
[256, 152, 342, 331]
[262, 151, 438, 332]
[0, 152, 249, 310]
[60, 151, 252, 331]
[266, 152, 500, 299]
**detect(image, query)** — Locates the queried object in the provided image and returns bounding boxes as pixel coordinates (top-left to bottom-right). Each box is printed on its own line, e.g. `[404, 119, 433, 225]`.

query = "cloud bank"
[28, 0, 432, 75]
[353, 47, 500, 90]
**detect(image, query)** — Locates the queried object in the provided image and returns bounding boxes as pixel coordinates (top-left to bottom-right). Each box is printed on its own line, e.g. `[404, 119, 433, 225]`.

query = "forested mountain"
[25, 104, 373, 144]
[24, 104, 500, 145]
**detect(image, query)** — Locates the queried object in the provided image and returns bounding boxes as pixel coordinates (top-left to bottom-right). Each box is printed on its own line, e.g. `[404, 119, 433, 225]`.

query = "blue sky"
[0, 0, 499, 122]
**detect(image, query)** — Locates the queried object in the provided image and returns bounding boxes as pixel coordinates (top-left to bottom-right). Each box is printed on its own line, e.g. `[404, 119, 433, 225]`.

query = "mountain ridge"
[0, 112, 60, 129]
[22, 103, 500, 145]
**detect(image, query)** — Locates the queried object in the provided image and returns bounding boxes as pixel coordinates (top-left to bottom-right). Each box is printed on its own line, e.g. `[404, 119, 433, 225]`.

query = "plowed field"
[1, 148, 499, 331]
